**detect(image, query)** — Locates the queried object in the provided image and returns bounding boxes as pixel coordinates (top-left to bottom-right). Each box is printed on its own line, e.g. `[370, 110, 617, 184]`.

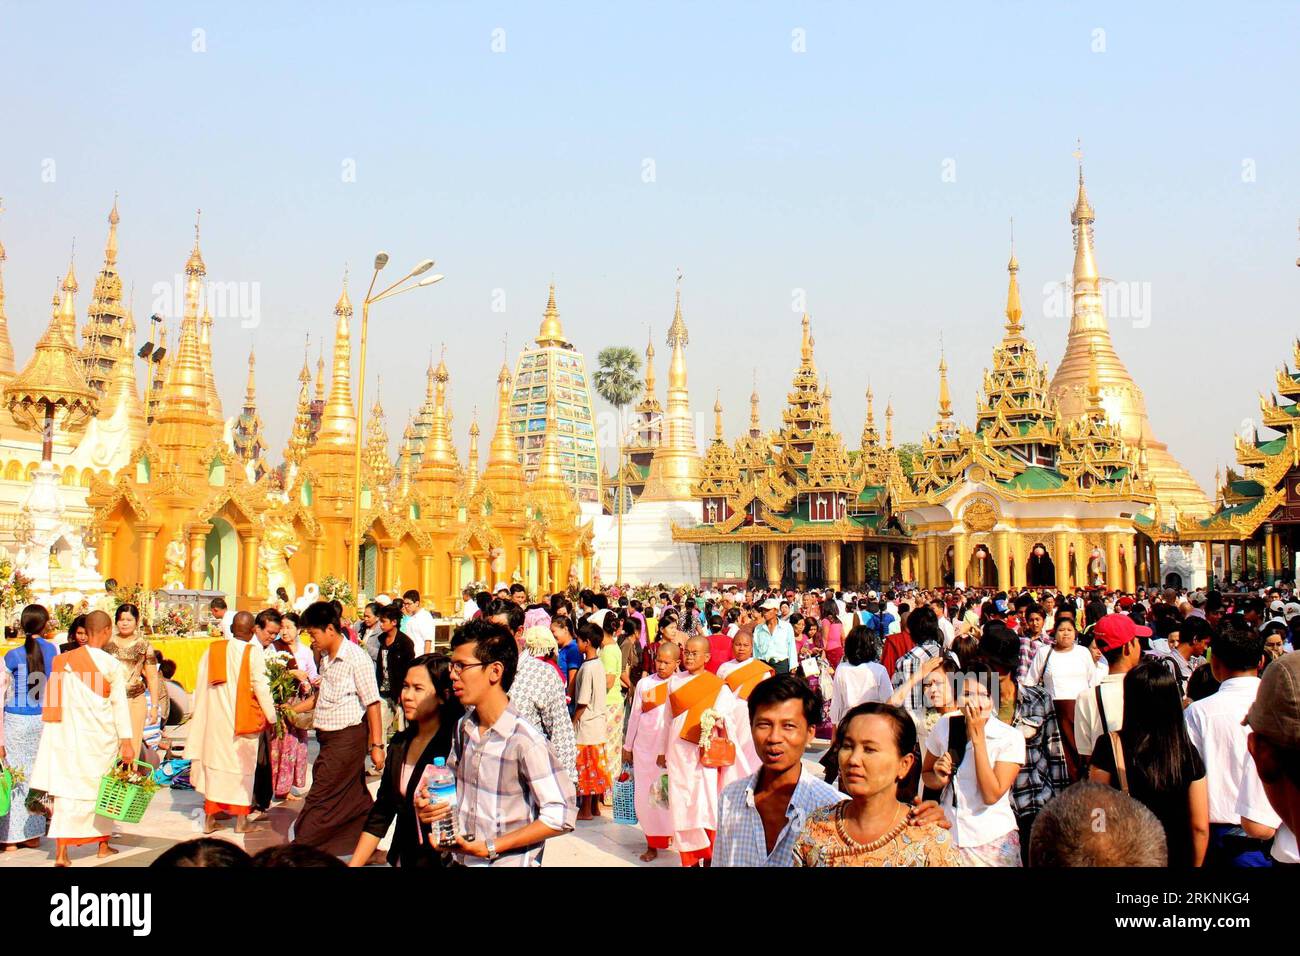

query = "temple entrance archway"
[1026, 542, 1056, 587]
[203, 518, 239, 597]
[965, 544, 998, 589]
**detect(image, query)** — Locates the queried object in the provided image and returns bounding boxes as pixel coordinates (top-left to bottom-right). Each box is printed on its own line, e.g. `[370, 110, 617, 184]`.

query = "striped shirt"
[448, 704, 577, 866]
[713, 769, 844, 867]
[314, 638, 381, 731]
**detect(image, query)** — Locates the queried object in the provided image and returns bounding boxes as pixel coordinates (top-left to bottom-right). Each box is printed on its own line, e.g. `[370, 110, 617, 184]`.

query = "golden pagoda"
[88, 223, 270, 604]
[897, 246, 1158, 591]
[675, 314, 909, 589]
[639, 287, 702, 501]
[1048, 164, 1209, 517]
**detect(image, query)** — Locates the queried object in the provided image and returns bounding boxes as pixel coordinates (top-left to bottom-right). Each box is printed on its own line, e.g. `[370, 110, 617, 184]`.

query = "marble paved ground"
[0, 741, 832, 868]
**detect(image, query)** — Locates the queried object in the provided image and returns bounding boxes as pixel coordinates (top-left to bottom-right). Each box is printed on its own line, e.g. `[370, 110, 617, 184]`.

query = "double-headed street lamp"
[347, 252, 445, 601]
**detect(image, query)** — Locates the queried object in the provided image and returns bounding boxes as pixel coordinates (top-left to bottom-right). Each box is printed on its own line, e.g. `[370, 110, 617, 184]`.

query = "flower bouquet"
[152, 605, 197, 637]
[318, 573, 354, 611]
[0, 558, 34, 624]
[265, 650, 306, 737]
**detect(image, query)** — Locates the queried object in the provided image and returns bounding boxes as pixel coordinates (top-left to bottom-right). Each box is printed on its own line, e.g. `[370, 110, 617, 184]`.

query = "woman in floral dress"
[269, 612, 313, 799]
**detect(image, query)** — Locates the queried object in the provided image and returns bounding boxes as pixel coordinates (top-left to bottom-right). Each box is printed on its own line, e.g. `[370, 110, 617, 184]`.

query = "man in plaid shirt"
[980, 625, 1070, 864]
[430, 619, 576, 867]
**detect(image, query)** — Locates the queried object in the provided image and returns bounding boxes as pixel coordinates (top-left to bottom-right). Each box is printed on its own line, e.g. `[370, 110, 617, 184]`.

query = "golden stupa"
[638, 286, 702, 501]
[1048, 165, 1211, 518]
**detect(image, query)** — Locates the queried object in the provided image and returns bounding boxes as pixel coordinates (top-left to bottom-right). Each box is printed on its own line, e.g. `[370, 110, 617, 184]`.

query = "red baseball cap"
[1092, 613, 1151, 653]
[1117, 596, 1135, 610]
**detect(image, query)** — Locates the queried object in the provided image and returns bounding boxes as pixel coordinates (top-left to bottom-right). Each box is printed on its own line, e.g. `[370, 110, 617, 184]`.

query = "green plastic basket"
[0, 766, 13, 817]
[94, 760, 157, 824]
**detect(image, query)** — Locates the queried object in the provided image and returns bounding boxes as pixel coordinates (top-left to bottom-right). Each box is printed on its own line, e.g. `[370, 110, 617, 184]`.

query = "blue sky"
[1, 1, 1297, 494]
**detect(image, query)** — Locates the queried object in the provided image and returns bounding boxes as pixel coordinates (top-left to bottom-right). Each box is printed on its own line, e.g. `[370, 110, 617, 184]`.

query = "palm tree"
[593, 346, 642, 584]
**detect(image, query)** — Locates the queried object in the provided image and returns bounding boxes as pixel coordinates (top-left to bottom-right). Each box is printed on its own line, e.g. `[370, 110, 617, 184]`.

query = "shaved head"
[683, 634, 711, 674]
[231, 610, 254, 640]
[84, 610, 112, 646]
[657, 641, 681, 661]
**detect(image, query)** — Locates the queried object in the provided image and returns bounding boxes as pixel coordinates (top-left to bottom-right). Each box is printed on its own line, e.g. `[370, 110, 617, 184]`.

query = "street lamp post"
[347, 252, 444, 603]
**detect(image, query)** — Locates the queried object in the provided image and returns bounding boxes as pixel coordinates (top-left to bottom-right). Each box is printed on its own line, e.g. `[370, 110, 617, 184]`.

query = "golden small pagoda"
[674, 313, 910, 589]
[896, 246, 1158, 591]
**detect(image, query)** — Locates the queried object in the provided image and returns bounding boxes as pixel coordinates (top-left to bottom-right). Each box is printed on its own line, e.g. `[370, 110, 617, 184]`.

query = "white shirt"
[1184, 676, 1262, 825]
[829, 661, 891, 724]
[1074, 672, 1126, 757]
[926, 712, 1025, 848]
[215, 612, 233, 640]
[937, 616, 956, 650]
[406, 608, 436, 654]
[1233, 747, 1299, 863]
[1023, 644, 1104, 701]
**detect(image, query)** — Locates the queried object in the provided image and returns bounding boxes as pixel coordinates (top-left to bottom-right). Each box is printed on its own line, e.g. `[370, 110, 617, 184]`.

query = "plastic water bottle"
[422, 757, 458, 847]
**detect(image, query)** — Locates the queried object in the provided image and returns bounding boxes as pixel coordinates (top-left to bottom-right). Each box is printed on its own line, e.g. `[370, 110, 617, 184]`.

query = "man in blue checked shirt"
[713, 675, 842, 866]
[714, 674, 952, 867]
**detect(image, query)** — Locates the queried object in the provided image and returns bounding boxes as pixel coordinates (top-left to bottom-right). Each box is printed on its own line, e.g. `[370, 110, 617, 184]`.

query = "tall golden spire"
[1048, 157, 1209, 515]
[419, 346, 458, 470]
[935, 346, 954, 434]
[1085, 340, 1105, 418]
[364, 377, 393, 490]
[1005, 235, 1023, 334]
[83, 196, 129, 399]
[634, 327, 661, 414]
[397, 419, 414, 500]
[0, 200, 15, 380]
[799, 311, 815, 372]
[713, 392, 724, 442]
[59, 254, 79, 343]
[231, 346, 266, 471]
[535, 282, 569, 347]
[748, 370, 761, 438]
[149, 301, 220, 460]
[885, 399, 895, 448]
[315, 276, 358, 447]
[640, 279, 702, 500]
[286, 336, 314, 466]
[483, 362, 525, 506]
[861, 385, 880, 447]
[465, 411, 481, 496]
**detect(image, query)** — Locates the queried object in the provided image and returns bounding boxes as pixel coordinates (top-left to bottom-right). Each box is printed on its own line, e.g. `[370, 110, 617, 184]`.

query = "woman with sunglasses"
[349, 654, 464, 867]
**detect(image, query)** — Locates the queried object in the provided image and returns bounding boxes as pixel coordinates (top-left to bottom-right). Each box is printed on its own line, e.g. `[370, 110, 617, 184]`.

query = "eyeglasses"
[449, 661, 488, 676]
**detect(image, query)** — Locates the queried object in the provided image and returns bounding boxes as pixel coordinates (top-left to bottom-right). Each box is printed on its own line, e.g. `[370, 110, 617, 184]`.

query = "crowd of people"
[2, 577, 1299, 869]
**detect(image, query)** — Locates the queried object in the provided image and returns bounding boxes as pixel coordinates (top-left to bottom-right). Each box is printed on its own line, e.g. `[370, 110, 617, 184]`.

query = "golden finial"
[885, 398, 895, 448]
[245, 346, 257, 403]
[59, 250, 79, 343]
[186, 209, 205, 276]
[713, 390, 724, 441]
[316, 274, 358, 446]
[104, 194, 120, 266]
[936, 337, 953, 430]
[334, 268, 353, 316]
[1005, 231, 1023, 331]
[536, 282, 568, 347]
[799, 312, 814, 370]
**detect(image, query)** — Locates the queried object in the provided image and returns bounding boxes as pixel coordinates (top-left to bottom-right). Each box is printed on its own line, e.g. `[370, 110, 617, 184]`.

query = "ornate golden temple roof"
[4, 280, 97, 438]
